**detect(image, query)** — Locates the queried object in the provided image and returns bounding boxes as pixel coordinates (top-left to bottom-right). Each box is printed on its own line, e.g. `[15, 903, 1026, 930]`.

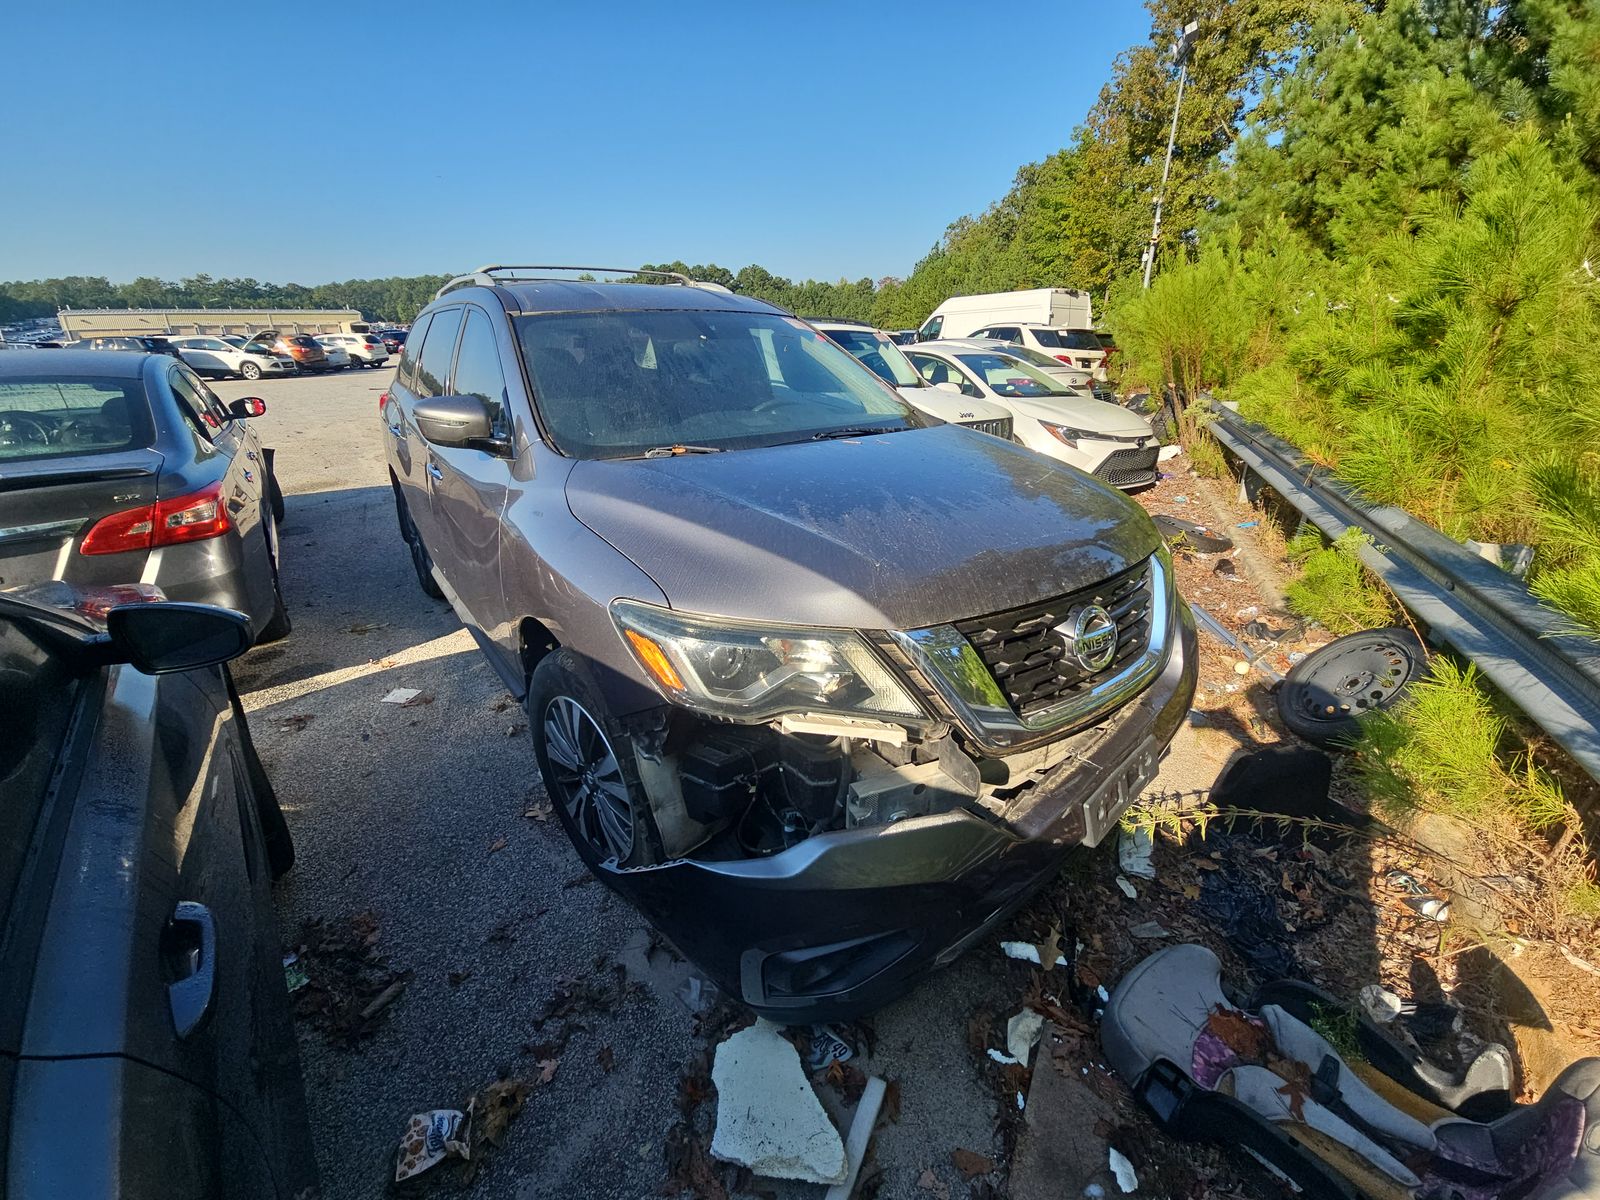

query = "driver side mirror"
[105, 602, 253, 674]
[414, 395, 506, 453]
[227, 397, 266, 419]
[934, 381, 963, 394]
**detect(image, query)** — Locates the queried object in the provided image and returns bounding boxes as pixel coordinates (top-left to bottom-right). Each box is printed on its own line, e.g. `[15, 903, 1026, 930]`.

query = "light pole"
[1142, 19, 1200, 289]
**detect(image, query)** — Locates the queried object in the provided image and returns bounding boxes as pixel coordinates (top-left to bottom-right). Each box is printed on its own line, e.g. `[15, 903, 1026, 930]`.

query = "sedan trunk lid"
[0, 449, 163, 591]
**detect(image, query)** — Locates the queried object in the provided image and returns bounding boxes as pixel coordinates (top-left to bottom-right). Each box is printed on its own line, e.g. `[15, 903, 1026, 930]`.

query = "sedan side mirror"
[105, 602, 253, 674]
[414, 394, 495, 449]
[934, 381, 963, 394]
[228, 397, 266, 419]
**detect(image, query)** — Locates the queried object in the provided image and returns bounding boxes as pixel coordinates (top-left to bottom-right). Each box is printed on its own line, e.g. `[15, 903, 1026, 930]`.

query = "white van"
[917, 288, 1093, 341]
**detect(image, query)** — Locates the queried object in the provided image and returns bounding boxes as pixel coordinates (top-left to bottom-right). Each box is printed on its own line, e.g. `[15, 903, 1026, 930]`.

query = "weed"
[1188, 431, 1230, 479]
[1308, 1004, 1365, 1062]
[1282, 528, 1394, 634]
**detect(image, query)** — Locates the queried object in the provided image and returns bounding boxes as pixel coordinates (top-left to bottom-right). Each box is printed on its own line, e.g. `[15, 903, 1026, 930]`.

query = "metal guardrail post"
[1207, 403, 1600, 784]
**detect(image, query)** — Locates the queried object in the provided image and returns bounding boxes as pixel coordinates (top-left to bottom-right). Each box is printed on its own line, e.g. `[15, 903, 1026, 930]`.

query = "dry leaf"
[280, 713, 315, 732]
[488, 836, 508, 854]
[596, 1045, 615, 1073]
[951, 1149, 995, 1179]
[1205, 1006, 1271, 1061]
[916, 1168, 951, 1200]
[536, 1058, 559, 1085]
[1181, 883, 1201, 900]
[506, 722, 527, 737]
[1269, 1053, 1312, 1121]
[523, 803, 553, 822]
[1032, 922, 1063, 972]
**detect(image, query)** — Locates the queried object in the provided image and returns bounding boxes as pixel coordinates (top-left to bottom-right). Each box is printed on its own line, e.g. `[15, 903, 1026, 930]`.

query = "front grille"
[1094, 445, 1159, 489]
[1092, 382, 1117, 403]
[953, 560, 1153, 718]
[962, 416, 1013, 440]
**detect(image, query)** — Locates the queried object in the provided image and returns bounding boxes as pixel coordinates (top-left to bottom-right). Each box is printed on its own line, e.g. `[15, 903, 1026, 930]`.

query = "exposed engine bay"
[626, 708, 1089, 861]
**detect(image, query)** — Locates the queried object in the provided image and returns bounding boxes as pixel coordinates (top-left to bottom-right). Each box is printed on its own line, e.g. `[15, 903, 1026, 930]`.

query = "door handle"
[165, 900, 216, 1039]
[427, 462, 443, 481]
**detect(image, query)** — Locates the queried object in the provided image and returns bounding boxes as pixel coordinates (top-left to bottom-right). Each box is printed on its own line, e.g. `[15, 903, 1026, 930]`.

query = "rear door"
[0, 371, 161, 593]
[426, 303, 512, 627]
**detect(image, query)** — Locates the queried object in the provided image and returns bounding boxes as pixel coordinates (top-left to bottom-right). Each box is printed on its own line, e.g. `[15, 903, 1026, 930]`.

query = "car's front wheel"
[527, 650, 663, 870]
[241, 361, 262, 381]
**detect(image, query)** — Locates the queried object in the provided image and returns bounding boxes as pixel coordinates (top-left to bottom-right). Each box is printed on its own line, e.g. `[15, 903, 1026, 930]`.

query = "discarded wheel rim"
[541, 696, 635, 861]
[1276, 627, 1428, 746]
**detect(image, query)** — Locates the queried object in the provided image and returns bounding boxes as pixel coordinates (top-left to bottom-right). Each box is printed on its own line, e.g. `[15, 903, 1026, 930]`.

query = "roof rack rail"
[435, 264, 700, 300]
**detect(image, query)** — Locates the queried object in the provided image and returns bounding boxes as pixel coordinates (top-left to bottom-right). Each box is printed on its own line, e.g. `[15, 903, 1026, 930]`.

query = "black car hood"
[564, 426, 1160, 631]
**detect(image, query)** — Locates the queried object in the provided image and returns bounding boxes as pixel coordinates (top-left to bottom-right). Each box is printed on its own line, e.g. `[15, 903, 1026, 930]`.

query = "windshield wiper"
[810, 426, 901, 441]
[640, 444, 725, 458]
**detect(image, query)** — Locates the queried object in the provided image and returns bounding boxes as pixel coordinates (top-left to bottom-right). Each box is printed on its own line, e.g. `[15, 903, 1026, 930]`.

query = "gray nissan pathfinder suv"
[381, 265, 1197, 1020]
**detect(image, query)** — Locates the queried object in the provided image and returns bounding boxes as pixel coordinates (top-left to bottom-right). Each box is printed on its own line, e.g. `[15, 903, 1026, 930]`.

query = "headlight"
[611, 599, 923, 722]
[1040, 423, 1103, 449]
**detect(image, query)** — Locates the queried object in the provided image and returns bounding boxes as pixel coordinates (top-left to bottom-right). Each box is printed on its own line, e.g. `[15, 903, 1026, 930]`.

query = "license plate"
[1081, 738, 1159, 847]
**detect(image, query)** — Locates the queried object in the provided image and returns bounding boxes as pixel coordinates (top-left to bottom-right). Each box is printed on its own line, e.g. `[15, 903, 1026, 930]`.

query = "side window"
[993, 327, 1020, 342]
[168, 367, 220, 441]
[396, 311, 435, 392]
[922, 315, 943, 339]
[450, 309, 509, 434]
[414, 308, 463, 399]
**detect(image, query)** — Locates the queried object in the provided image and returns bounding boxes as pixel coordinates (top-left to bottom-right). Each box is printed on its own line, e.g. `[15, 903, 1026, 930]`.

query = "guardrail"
[1206, 402, 1600, 786]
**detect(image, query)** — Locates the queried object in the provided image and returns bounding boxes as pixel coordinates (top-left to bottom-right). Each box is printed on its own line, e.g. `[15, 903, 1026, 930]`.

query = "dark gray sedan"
[0, 586, 315, 1197]
[0, 350, 289, 642]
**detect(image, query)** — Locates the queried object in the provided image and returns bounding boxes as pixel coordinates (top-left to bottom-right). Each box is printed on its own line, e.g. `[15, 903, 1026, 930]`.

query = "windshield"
[0, 376, 153, 462]
[1030, 328, 1103, 351]
[514, 310, 921, 459]
[985, 342, 1084, 373]
[819, 328, 923, 388]
[953, 353, 1075, 399]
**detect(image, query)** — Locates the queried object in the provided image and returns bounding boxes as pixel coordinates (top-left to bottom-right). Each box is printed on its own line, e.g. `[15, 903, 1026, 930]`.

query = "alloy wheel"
[542, 696, 634, 861]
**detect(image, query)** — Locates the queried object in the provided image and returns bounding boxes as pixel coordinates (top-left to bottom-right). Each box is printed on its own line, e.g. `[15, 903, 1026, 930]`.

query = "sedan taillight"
[81, 481, 232, 555]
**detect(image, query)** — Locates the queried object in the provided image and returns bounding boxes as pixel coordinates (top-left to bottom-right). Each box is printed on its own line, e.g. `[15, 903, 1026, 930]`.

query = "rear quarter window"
[0, 377, 153, 462]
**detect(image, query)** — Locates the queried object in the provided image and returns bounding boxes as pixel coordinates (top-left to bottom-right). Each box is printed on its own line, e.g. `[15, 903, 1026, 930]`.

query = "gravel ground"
[217, 368, 1019, 1200]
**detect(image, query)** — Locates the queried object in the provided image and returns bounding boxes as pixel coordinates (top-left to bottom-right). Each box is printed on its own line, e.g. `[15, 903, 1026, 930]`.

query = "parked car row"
[382, 265, 1196, 1024]
[31, 327, 406, 381]
[0, 346, 312, 1195]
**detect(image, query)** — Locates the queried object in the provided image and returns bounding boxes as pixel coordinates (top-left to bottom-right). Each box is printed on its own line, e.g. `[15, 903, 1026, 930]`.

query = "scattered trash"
[676, 973, 716, 1015]
[710, 1018, 847, 1184]
[1115, 875, 1139, 900]
[1157, 444, 1182, 462]
[1001, 941, 1069, 968]
[1561, 946, 1600, 977]
[1233, 660, 1251, 676]
[394, 1109, 469, 1183]
[1287, 651, 1307, 664]
[1190, 601, 1284, 681]
[1195, 864, 1298, 977]
[282, 952, 308, 993]
[279, 713, 315, 732]
[1236, 520, 1259, 529]
[1096, 985, 1110, 1003]
[1187, 709, 1209, 726]
[1007, 1009, 1045, 1062]
[1118, 827, 1156, 880]
[1214, 558, 1238, 578]
[1359, 984, 1404, 1023]
[1108, 1147, 1139, 1193]
[346, 621, 390, 634]
[382, 687, 422, 705]
[1152, 513, 1233, 554]
[806, 1024, 857, 1072]
[1404, 896, 1451, 922]
[823, 1075, 887, 1200]
[290, 911, 411, 1046]
[1385, 869, 1431, 896]
[1128, 921, 1171, 940]
[987, 1048, 1021, 1065]
[1173, 494, 1189, 503]
[1016, 1090, 1026, 1111]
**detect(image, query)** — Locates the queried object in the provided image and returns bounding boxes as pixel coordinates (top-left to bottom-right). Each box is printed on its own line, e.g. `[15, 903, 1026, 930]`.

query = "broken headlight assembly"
[611, 599, 924, 723]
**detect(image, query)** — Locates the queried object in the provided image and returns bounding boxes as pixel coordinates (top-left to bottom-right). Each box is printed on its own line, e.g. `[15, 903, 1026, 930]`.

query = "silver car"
[381, 266, 1195, 1021]
[168, 335, 296, 381]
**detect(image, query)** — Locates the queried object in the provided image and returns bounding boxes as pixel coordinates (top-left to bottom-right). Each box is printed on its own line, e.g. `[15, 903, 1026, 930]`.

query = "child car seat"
[1101, 945, 1598, 1200]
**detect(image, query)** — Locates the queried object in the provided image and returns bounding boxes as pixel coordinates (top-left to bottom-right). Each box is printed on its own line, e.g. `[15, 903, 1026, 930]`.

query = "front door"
[426, 304, 511, 633]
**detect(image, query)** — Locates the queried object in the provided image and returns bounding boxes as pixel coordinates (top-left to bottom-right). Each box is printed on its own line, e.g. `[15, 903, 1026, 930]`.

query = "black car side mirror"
[414, 395, 500, 450]
[105, 603, 253, 674]
[227, 397, 266, 419]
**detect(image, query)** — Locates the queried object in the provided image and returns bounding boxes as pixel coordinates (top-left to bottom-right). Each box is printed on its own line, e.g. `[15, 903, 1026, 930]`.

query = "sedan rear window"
[1030, 328, 1102, 351]
[515, 310, 918, 459]
[0, 377, 153, 462]
[953, 353, 1073, 399]
[289, 336, 319, 348]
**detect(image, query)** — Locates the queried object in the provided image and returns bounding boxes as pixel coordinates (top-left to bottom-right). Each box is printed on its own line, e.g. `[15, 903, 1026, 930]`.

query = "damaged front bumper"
[600, 601, 1198, 1022]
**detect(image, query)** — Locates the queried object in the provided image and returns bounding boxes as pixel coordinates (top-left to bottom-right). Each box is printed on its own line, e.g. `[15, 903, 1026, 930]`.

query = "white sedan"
[166, 335, 296, 381]
[906, 343, 1159, 489]
[314, 338, 352, 369]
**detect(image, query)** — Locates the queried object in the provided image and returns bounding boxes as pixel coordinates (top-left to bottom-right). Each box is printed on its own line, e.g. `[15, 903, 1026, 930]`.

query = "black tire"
[240, 361, 262, 381]
[392, 483, 445, 599]
[267, 471, 286, 526]
[1276, 627, 1428, 746]
[226, 666, 295, 878]
[256, 517, 292, 643]
[526, 650, 663, 870]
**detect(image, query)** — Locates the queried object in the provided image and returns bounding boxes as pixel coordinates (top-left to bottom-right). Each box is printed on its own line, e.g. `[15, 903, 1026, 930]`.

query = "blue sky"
[0, 3, 1152, 285]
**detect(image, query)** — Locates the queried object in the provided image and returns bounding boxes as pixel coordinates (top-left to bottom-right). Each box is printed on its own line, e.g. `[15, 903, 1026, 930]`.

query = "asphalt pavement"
[217, 367, 1019, 1200]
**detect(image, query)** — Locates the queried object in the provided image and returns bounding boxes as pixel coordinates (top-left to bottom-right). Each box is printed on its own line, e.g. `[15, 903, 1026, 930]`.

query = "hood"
[564, 425, 1160, 631]
[996, 392, 1153, 437]
[894, 384, 1009, 425]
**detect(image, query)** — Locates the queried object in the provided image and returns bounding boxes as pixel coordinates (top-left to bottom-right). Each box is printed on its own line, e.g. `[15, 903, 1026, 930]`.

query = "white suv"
[317, 331, 390, 368]
[167, 336, 296, 381]
[968, 323, 1108, 381]
[808, 319, 1014, 439]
